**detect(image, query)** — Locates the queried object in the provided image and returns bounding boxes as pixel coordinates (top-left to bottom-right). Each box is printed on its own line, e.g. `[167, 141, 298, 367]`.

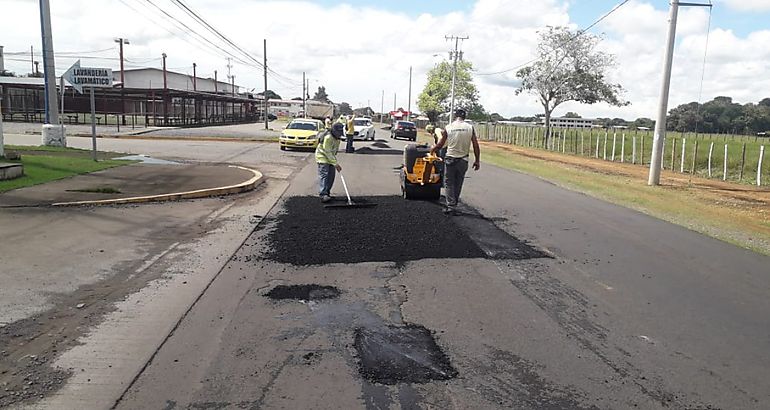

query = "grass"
[0, 146, 133, 193]
[480, 142, 770, 256]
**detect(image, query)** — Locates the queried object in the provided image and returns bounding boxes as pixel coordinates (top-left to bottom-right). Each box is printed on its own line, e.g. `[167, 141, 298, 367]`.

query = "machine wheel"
[280, 145, 286, 151]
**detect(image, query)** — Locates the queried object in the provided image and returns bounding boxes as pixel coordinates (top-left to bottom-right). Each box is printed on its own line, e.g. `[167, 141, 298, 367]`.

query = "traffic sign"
[62, 59, 113, 94]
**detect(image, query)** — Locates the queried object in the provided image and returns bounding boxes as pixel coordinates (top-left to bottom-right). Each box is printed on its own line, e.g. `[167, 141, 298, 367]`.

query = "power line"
[474, 0, 632, 76]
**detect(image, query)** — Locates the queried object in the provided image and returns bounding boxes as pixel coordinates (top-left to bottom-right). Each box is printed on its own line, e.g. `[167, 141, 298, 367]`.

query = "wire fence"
[474, 124, 769, 187]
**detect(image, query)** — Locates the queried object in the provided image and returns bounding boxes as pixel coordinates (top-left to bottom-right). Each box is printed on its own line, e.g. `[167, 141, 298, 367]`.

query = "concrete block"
[42, 124, 67, 147]
[0, 162, 23, 180]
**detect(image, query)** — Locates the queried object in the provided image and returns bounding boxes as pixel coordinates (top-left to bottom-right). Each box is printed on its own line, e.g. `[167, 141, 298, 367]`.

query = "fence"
[474, 124, 768, 187]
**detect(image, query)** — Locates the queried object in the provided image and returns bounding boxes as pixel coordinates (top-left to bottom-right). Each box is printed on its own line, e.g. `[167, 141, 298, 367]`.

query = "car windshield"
[354, 120, 368, 126]
[398, 122, 415, 127]
[287, 122, 317, 131]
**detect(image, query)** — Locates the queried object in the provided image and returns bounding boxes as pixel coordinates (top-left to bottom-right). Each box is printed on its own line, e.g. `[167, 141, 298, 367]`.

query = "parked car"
[351, 118, 375, 141]
[279, 119, 325, 151]
[390, 121, 417, 141]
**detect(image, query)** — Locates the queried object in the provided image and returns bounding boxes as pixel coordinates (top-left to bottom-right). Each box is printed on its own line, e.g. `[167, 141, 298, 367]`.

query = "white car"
[352, 118, 376, 141]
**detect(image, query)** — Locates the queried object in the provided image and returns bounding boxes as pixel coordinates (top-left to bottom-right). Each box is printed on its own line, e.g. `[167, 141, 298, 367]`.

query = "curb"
[52, 165, 263, 207]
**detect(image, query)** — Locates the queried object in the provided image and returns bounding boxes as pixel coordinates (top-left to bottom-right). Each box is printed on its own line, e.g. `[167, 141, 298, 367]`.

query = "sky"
[2, 0, 769, 120]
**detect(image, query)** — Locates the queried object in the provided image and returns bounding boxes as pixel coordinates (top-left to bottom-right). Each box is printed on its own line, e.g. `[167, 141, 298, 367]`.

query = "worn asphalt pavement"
[2, 124, 769, 409]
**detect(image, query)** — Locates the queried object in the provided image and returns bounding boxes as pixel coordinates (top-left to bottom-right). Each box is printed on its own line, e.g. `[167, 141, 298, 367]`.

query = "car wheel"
[280, 145, 286, 151]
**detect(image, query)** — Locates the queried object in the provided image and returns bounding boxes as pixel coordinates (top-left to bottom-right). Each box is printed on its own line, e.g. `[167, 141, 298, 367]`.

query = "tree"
[313, 86, 330, 103]
[632, 117, 655, 129]
[516, 26, 628, 142]
[257, 90, 282, 100]
[338, 102, 353, 115]
[564, 111, 581, 118]
[417, 60, 485, 123]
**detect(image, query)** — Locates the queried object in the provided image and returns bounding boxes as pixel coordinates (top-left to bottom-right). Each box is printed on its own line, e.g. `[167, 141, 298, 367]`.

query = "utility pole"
[380, 90, 384, 124]
[407, 66, 412, 119]
[302, 71, 306, 118]
[393, 93, 396, 111]
[648, 0, 710, 185]
[30, 46, 34, 75]
[162, 52, 167, 125]
[115, 38, 129, 126]
[214, 70, 218, 93]
[192, 63, 197, 91]
[263, 39, 268, 129]
[446, 35, 468, 123]
[39, 0, 63, 146]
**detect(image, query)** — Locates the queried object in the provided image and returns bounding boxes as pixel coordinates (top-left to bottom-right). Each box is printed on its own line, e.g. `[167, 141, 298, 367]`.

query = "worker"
[324, 116, 332, 130]
[426, 123, 447, 176]
[316, 122, 344, 203]
[345, 114, 356, 153]
[430, 108, 480, 215]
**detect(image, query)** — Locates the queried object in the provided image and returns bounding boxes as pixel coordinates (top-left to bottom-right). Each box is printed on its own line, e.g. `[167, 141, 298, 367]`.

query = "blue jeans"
[318, 163, 336, 197]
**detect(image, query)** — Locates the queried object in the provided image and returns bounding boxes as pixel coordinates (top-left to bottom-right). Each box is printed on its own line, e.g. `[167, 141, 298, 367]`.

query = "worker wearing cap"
[430, 108, 480, 215]
[316, 122, 344, 203]
[324, 116, 332, 130]
[345, 114, 356, 153]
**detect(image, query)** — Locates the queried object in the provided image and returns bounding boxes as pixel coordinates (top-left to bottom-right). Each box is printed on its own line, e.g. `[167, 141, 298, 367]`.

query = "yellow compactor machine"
[400, 144, 443, 200]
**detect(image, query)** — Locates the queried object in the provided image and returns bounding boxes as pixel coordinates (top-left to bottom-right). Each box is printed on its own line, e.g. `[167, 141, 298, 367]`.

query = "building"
[268, 99, 303, 117]
[114, 68, 235, 94]
[547, 117, 595, 128]
[1, 66, 259, 127]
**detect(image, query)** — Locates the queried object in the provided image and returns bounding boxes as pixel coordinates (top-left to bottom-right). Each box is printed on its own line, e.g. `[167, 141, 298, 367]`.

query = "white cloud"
[0, 0, 768, 120]
[720, 0, 770, 12]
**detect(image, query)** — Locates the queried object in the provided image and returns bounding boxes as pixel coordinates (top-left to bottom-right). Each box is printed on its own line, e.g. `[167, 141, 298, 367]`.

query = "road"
[3, 124, 770, 409]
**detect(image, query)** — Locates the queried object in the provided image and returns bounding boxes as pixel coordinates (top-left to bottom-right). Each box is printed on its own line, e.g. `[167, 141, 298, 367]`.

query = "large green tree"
[417, 60, 485, 123]
[516, 26, 628, 142]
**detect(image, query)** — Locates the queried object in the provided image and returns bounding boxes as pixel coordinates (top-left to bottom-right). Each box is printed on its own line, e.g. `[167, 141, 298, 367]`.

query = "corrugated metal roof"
[0, 77, 46, 86]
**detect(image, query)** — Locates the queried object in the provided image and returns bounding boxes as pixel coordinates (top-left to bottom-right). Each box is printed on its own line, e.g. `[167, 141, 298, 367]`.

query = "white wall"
[115, 69, 235, 93]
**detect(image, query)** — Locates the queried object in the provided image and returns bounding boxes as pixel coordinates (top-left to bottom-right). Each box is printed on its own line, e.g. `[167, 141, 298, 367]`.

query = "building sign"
[63, 60, 113, 94]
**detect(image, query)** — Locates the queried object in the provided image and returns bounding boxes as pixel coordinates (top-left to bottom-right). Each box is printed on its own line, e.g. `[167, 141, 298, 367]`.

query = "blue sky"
[309, 0, 768, 36]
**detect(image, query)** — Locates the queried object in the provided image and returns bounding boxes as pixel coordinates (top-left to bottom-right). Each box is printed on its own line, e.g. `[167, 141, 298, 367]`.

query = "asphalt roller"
[400, 143, 443, 200]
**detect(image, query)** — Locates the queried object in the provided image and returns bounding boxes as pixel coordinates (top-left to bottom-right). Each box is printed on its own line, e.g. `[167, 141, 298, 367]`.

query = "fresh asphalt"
[98, 126, 770, 409]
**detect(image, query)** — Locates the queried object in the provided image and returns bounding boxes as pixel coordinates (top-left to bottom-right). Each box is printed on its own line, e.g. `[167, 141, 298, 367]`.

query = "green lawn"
[0, 152, 132, 193]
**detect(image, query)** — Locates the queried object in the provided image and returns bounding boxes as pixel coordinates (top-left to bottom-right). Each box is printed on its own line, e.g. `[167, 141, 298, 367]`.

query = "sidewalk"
[0, 162, 261, 207]
[2, 121, 283, 141]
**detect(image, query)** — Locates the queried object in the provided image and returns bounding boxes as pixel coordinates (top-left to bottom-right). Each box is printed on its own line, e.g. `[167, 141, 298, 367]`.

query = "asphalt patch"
[264, 284, 341, 301]
[451, 210, 550, 260]
[354, 324, 458, 385]
[264, 196, 486, 265]
[371, 141, 391, 148]
[354, 147, 403, 156]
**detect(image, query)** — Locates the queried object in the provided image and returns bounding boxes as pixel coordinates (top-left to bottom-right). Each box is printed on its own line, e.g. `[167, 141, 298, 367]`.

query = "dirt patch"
[354, 324, 457, 385]
[264, 196, 486, 265]
[264, 284, 341, 301]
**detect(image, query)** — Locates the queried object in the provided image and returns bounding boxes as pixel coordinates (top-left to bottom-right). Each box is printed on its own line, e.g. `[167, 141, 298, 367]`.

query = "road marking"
[595, 281, 614, 291]
[133, 242, 180, 275]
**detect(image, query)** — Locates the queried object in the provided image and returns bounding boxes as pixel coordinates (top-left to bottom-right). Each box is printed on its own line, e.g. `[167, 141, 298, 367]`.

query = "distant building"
[546, 117, 595, 128]
[114, 68, 235, 94]
[268, 99, 303, 117]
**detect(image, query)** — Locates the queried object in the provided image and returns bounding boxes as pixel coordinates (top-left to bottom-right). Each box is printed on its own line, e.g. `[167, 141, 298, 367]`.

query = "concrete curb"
[51, 165, 263, 207]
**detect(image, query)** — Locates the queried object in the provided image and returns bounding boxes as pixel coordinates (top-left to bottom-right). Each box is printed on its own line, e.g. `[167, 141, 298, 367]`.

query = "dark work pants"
[345, 135, 355, 153]
[444, 157, 468, 209]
